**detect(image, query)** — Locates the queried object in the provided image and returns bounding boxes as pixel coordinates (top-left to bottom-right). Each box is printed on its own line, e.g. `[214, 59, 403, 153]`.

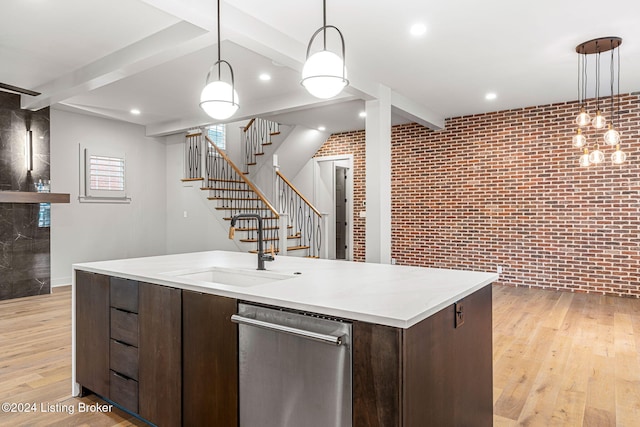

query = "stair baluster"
[276, 170, 322, 258]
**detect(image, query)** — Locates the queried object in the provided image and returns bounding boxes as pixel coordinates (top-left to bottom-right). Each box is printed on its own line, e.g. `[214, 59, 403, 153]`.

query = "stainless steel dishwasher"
[231, 302, 352, 427]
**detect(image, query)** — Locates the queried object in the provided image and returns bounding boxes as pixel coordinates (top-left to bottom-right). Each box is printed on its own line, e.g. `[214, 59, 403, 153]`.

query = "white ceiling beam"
[22, 21, 208, 111]
[145, 90, 356, 136]
[213, 2, 444, 128]
[391, 91, 445, 130]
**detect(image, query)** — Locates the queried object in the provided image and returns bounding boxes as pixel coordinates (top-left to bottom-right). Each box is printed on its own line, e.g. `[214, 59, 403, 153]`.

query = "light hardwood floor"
[1, 285, 639, 426]
[493, 285, 640, 427]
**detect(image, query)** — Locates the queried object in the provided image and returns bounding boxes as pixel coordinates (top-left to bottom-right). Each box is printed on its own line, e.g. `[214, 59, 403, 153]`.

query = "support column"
[365, 86, 392, 264]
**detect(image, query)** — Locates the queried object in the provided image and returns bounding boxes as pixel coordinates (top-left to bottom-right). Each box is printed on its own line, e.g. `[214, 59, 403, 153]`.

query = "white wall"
[50, 109, 168, 286]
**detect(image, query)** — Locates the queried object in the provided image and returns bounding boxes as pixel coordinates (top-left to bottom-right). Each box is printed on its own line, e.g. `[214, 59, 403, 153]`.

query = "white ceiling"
[2, 0, 640, 135]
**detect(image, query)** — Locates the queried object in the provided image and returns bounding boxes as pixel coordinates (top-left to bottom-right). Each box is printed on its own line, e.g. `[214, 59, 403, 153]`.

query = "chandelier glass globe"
[592, 110, 606, 129]
[301, 50, 348, 99]
[572, 129, 586, 148]
[200, 80, 239, 120]
[589, 146, 605, 164]
[603, 125, 620, 146]
[576, 108, 591, 127]
[611, 145, 627, 164]
[579, 149, 591, 167]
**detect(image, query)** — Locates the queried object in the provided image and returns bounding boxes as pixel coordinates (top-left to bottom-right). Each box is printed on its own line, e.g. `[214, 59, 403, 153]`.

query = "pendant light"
[199, 0, 239, 120]
[572, 37, 624, 166]
[301, 0, 349, 99]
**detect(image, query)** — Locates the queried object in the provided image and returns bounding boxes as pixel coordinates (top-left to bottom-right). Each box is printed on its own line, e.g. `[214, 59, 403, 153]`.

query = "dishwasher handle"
[231, 314, 344, 346]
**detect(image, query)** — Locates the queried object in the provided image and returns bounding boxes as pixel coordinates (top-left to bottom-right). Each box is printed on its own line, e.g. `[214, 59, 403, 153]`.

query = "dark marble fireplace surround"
[0, 91, 51, 300]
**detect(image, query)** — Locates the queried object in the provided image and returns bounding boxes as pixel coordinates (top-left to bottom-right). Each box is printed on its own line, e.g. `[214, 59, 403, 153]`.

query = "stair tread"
[235, 226, 290, 231]
[262, 142, 273, 146]
[208, 178, 246, 184]
[201, 187, 253, 192]
[270, 132, 281, 136]
[287, 245, 311, 251]
[216, 207, 273, 211]
[240, 237, 279, 243]
[181, 177, 204, 182]
[224, 217, 278, 221]
[208, 197, 260, 201]
[248, 246, 309, 255]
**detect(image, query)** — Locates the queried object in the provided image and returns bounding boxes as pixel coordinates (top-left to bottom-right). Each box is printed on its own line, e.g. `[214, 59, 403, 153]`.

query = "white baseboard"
[52, 277, 72, 287]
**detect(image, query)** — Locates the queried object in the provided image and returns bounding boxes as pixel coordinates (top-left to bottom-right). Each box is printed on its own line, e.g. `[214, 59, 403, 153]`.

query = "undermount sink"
[162, 266, 292, 288]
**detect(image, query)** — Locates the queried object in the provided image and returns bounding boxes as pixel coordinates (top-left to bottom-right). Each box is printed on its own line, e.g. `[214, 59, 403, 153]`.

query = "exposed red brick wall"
[314, 131, 367, 262]
[316, 94, 640, 297]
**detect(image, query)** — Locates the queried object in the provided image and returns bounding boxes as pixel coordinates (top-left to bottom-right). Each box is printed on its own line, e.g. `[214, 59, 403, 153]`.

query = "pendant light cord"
[610, 41, 615, 128]
[617, 44, 621, 129]
[217, 0, 221, 79]
[322, 0, 327, 50]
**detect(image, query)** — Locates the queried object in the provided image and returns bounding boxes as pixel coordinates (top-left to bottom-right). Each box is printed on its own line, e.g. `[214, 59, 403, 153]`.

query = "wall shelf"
[0, 191, 70, 204]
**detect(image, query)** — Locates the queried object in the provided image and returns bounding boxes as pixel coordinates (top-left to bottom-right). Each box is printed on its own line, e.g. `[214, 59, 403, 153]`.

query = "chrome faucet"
[229, 213, 274, 270]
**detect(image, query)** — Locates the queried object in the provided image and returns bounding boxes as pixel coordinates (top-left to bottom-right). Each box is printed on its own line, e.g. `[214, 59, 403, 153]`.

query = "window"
[207, 125, 226, 151]
[80, 147, 128, 202]
[89, 155, 125, 191]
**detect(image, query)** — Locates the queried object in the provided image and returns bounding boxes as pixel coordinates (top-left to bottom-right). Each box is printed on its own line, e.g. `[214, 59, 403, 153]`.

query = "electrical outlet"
[497, 265, 503, 274]
[391, 258, 396, 265]
[183, 211, 188, 218]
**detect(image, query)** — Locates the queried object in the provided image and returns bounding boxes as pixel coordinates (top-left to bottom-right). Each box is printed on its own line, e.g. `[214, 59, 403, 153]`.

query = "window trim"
[79, 145, 130, 203]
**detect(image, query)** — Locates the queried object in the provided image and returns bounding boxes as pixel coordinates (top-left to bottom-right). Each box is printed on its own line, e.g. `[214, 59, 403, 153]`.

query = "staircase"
[182, 128, 320, 257]
[242, 118, 280, 174]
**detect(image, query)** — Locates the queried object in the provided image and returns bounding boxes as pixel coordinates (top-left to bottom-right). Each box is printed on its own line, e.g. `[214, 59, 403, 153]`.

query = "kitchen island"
[72, 251, 498, 426]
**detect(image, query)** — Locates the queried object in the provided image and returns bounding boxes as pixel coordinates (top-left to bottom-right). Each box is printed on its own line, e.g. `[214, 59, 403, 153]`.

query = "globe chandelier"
[300, 0, 349, 99]
[199, 0, 239, 120]
[572, 37, 625, 166]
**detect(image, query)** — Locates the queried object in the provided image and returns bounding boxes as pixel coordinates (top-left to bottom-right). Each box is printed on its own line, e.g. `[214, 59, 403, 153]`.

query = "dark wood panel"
[352, 321, 402, 427]
[452, 285, 493, 426]
[402, 284, 493, 427]
[182, 291, 238, 427]
[138, 282, 181, 427]
[0, 191, 70, 203]
[110, 308, 138, 347]
[402, 301, 455, 426]
[75, 271, 110, 398]
[110, 277, 138, 313]
[109, 340, 138, 381]
[110, 371, 139, 413]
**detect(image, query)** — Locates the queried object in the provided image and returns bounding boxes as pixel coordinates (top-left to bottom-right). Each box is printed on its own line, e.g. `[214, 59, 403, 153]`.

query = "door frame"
[313, 154, 354, 261]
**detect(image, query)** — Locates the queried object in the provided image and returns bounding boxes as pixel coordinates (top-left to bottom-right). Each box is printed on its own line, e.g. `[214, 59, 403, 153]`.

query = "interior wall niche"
[0, 91, 51, 300]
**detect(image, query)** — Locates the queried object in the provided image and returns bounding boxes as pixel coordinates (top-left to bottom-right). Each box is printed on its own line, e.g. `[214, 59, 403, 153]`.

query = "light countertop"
[73, 251, 498, 329]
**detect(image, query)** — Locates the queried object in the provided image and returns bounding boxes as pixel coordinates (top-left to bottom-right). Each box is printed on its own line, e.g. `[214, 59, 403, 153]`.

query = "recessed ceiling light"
[318, 126, 326, 131]
[485, 93, 497, 101]
[410, 23, 427, 37]
[130, 108, 141, 115]
[359, 111, 367, 118]
[259, 73, 271, 81]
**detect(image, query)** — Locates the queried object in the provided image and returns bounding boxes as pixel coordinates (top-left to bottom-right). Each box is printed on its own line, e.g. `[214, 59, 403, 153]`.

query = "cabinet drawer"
[110, 308, 138, 347]
[110, 277, 138, 313]
[110, 340, 138, 381]
[110, 371, 138, 413]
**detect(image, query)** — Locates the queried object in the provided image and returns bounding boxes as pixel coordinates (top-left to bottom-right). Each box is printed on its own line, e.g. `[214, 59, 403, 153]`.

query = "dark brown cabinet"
[76, 271, 110, 398]
[76, 269, 491, 427]
[75, 273, 185, 426]
[352, 284, 493, 427]
[108, 277, 139, 413]
[182, 290, 238, 426]
[138, 282, 182, 427]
